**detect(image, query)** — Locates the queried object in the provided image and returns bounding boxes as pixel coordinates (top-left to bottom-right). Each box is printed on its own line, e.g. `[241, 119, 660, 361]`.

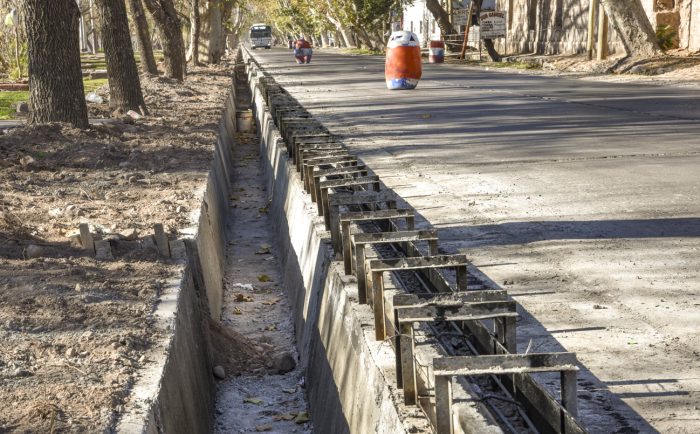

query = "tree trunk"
[142, 0, 186, 80]
[355, 27, 374, 50]
[474, 0, 502, 61]
[599, 0, 661, 57]
[426, 0, 501, 61]
[425, 0, 455, 36]
[208, 0, 224, 63]
[88, 0, 99, 53]
[186, 0, 200, 65]
[127, 0, 158, 75]
[320, 32, 328, 48]
[24, 0, 89, 128]
[96, 0, 147, 114]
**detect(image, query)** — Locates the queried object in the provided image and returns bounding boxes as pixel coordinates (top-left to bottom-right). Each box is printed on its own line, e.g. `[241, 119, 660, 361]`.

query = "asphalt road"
[250, 48, 700, 433]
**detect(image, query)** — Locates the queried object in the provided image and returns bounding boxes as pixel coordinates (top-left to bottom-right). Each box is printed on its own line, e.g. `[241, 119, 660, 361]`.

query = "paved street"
[250, 48, 700, 433]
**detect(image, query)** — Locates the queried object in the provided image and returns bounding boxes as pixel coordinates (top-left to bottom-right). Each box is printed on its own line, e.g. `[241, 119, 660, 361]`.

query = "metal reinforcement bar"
[340, 208, 416, 258]
[311, 165, 368, 201]
[296, 141, 342, 167]
[433, 353, 579, 434]
[246, 68, 588, 434]
[393, 292, 514, 403]
[320, 175, 381, 229]
[352, 229, 437, 303]
[369, 255, 470, 340]
[303, 155, 357, 187]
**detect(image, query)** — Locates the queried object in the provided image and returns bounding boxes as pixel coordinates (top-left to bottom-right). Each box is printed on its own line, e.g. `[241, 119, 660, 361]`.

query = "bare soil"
[0, 62, 233, 433]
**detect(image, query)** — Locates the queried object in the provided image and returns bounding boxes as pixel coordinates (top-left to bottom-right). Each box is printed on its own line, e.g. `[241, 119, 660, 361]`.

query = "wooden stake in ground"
[459, 2, 475, 59]
[24, 0, 89, 128]
[97, 0, 148, 114]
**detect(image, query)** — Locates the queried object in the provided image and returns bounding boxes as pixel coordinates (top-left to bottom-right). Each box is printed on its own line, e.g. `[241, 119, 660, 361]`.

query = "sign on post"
[452, 8, 468, 26]
[479, 11, 507, 39]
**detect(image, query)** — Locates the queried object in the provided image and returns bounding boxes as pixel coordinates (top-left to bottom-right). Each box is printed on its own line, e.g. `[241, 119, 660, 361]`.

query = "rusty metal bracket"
[393, 292, 514, 405]
[368, 255, 471, 341]
[339, 208, 416, 267]
[320, 175, 381, 228]
[433, 353, 579, 434]
[351, 228, 436, 304]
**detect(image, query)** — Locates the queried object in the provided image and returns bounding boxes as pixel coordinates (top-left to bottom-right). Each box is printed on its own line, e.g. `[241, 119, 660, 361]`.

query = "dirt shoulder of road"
[447, 49, 700, 87]
[0, 62, 232, 433]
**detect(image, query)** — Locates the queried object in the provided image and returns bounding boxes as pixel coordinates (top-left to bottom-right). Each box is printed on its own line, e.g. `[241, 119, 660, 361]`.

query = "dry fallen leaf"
[255, 244, 271, 254]
[255, 424, 272, 432]
[234, 293, 254, 302]
[294, 411, 310, 424]
[243, 397, 263, 405]
[262, 298, 280, 306]
[258, 274, 271, 282]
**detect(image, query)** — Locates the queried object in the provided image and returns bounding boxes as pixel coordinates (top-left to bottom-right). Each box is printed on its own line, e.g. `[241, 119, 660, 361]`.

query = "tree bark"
[599, 0, 661, 57]
[186, 0, 200, 65]
[96, 0, 147, 114]
[426, 0, 501, 60]
[24, 0, 89, 128]
[208, 0, 224, 63]
[88, 0, 99, 53]
[127, 0, 158, 75]
[142, 0, 186, 80]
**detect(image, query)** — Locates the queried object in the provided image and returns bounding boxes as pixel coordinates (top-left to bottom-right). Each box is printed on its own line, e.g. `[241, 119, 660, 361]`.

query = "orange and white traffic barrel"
[385, 31, 422, 90]
[429, 40, 445, 63]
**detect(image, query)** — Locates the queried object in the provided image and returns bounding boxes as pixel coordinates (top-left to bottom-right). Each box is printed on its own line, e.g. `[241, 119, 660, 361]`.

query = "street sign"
[452, 8, 468, 26]
[480, 11, 507, 39]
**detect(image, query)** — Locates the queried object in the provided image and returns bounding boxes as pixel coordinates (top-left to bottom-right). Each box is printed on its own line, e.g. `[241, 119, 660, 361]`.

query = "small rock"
[75, 283, 83, 292]
[272, 351, 296, 374]
[24, 244, 44, 259]
[11, 369, 32, 378]
[65, 347, 76, 358]
[121, 228, 138, 241]
[213, 365, 226, 379]
[19, 155, 36, 168]
[119, 161, 130, 168]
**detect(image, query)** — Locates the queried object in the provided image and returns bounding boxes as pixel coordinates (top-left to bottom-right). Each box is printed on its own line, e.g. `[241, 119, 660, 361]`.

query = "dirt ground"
[0, 62, 233, 432]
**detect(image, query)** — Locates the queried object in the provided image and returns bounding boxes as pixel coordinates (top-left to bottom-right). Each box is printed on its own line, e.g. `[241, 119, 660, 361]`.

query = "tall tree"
[24, 0, 89, 128]
[599, 0, 661, 58]
[127, 0, 159, 75]
[142, 0, 186, 80]
[186, 0, 201, 65]
[208, 0, 224, 63]
[425, 0, 501, 60]
[96, 0, 147, 114]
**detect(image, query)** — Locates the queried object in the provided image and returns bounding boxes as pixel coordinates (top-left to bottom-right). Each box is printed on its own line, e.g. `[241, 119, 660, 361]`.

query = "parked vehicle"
[250, 24, 272, 49]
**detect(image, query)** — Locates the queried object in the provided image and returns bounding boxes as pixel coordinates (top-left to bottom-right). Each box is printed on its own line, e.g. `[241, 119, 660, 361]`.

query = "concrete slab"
[249, 49, 700, 433]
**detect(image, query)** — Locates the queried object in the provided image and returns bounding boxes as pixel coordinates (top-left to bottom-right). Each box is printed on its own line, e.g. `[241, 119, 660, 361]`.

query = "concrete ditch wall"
[243, 51, 506, 434]
[247, 63, 412, 434]
[116, 81, 240, 434]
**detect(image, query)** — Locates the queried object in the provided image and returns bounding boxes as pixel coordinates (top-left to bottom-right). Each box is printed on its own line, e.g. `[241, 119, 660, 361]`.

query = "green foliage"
[342, 47, 384, 55]
[0, 89, 25, 119]
[656, 25, 677, 51]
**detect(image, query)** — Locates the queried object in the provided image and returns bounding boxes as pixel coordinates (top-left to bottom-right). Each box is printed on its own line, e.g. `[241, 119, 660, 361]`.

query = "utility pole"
[596, 5, 608, 60]
[586, 0, 597, 60]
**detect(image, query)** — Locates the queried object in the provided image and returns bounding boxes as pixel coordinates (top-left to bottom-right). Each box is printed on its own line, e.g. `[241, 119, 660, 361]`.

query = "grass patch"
[0, 78, 110, 120]
[342, 48, 384, 56]
[83, 78, 108, 93]
[0, 91, 27, 120]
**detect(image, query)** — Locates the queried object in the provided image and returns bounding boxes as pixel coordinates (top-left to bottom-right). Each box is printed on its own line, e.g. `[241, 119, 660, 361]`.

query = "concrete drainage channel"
[242, 46, 590, 434]
[114, 44, 588, 434]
